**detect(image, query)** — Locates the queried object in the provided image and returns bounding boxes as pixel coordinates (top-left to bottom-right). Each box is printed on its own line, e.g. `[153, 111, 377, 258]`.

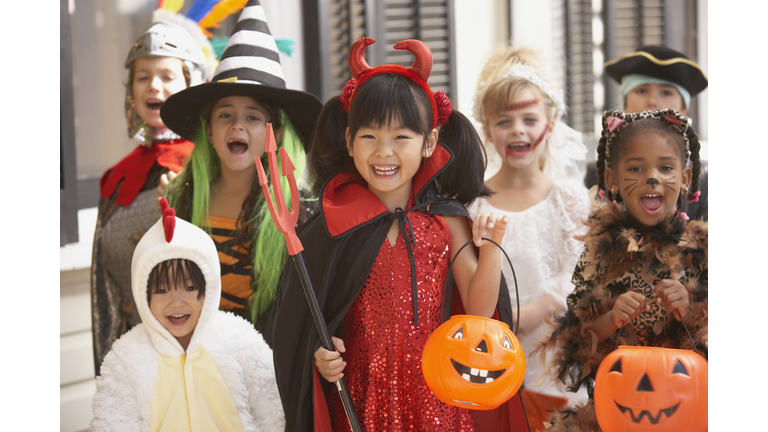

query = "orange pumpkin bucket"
[421, 238, 526, 410]
[594, 323, 707, 431]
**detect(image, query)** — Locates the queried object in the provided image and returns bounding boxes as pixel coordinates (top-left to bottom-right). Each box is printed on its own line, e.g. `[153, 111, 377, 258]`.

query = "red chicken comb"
[159, 197, 176, 243]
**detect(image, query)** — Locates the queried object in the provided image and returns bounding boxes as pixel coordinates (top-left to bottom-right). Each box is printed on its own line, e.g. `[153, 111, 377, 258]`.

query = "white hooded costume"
[90, 203, 284, 431]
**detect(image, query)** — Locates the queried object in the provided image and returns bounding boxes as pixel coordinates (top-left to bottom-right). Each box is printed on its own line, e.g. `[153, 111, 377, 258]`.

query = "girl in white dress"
[468, 46, 590, 411]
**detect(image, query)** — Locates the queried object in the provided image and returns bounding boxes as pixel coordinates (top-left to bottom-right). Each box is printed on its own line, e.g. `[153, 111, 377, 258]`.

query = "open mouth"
[372, 165, 399, 177]
[146, 99, 164, 112]
[451, 359, 506, 384]
[505, 143, 530, 156]
[227, 138, 249, 155]
[640, 192, 663, 214]
[614, 401, 679, 425]
[166, 314, 190, 325]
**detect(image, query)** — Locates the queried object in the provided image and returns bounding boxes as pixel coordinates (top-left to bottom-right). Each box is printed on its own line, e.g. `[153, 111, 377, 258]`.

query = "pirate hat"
[604, 45, 708, 96]
[161, 0, 322, 143]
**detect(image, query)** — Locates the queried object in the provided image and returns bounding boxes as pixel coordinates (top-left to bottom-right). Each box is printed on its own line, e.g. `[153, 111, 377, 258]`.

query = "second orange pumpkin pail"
[422, 315, 526, 410]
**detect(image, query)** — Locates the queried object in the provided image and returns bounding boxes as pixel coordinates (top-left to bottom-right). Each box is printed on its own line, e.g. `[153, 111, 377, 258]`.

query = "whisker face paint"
[506, 98, 540, 111]
[626, 184, 639, 197]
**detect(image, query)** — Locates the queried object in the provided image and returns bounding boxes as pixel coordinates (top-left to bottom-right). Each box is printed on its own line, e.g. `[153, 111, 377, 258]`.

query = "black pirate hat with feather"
[161, 0, 322, 143]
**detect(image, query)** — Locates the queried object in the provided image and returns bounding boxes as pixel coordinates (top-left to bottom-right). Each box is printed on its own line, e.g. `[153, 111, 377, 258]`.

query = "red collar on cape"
[321, 144, 452, 237]
[100, 139, 194, 206]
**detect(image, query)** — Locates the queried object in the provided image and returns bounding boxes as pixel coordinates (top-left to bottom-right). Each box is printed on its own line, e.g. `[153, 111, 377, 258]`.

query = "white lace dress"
[467, 181, 590, 406]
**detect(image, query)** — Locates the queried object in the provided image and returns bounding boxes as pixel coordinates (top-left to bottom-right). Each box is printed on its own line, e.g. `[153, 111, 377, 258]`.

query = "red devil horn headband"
[341, 37, 452, 129]
[159, 197, 177, 243]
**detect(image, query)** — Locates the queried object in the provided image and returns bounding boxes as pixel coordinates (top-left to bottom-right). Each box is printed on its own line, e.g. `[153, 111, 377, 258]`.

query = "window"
[303, 0, 457, 103]
[61, 0, 79, 246]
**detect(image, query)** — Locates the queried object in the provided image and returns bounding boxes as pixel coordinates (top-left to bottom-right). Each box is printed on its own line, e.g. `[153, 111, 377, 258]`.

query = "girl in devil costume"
[272, 38, 531, 432]
[534, 109, 708, 432]
[91, 20, 207, 376]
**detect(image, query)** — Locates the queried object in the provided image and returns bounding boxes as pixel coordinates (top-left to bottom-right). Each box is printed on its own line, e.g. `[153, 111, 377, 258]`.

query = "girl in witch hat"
[91, 19, 208, 376]
[272, 37, 531, 431]
[160, 0, 322, 338]
[533, 109, 708, 431]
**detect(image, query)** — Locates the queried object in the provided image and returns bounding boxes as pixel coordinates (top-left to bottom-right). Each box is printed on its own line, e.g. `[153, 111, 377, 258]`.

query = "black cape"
[272, 145, 530, 431]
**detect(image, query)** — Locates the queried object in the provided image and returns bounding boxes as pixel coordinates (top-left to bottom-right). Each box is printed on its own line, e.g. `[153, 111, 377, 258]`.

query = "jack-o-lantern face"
[422, 315, 526, 410]
[594, 346, 708, 432]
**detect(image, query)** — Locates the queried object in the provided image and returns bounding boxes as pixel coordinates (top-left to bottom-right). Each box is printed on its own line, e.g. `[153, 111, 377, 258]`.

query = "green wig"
[167, 108, 307, 323]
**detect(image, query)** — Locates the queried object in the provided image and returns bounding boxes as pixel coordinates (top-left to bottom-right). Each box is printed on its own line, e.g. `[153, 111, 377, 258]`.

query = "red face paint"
[506, 98, 540, 111]
[530, 123, 549, 150]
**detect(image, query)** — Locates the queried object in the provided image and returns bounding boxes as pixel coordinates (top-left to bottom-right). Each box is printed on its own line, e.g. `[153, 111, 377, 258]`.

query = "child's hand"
[157, 171, 177, 201]
[314, 336, 347, 383]
[654, 279, 690, 321]
[610, 291, 651, 329]
[472, 212, 510, 247]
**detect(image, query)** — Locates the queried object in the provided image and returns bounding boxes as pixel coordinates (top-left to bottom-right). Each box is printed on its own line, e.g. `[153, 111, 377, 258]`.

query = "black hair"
[309, 73, 491, 204]
[147, 259, 206, 304]
[596, 118, 702, 210]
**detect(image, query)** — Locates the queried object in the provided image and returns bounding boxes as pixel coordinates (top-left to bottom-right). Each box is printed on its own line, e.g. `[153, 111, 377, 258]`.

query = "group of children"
[90, 1, 708, 430]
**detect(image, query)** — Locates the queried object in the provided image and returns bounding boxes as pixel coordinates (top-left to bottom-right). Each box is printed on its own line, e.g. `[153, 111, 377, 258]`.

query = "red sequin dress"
[327, 210, 476, 431]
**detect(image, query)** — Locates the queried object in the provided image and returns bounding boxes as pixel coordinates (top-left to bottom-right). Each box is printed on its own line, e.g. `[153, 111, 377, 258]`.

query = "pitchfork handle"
[293, 253, 362, 432]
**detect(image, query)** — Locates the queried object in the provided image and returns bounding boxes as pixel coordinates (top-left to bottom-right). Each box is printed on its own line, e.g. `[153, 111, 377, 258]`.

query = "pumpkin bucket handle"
[615, 319, 698, 353]
[440, 238, 521, 335]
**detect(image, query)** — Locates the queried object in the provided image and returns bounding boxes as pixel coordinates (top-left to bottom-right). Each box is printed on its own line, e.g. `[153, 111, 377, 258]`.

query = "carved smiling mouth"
[614, 401, 679, 424]
[450, 359, 506, 384]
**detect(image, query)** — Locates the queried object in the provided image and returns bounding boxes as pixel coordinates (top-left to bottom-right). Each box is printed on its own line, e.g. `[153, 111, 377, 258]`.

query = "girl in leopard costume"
[533, 108, 707, 432]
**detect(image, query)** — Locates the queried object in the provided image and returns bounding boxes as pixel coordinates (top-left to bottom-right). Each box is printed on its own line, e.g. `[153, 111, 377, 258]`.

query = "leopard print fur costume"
[532, 198, 707, 432]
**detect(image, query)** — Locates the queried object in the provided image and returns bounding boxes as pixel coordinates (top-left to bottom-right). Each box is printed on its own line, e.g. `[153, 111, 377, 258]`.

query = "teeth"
[171, 314, 185, 318]
[479, 369, 488, 377]
[462, 373, 471, 381]
[485, 377, 494, 383]
[373, 166, 398, 175]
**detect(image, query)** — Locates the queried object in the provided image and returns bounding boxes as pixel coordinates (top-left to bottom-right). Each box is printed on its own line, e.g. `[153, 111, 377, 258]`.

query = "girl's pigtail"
[436, 110, 492, 205]
[682, 126, 702, 209]
[686, 126, 702, 196]
[595, 135, 617, 202]
[308, 96, 354, 198]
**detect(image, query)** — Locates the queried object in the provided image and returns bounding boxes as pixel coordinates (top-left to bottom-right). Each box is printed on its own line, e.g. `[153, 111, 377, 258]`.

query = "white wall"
[261, 0, 307, 92]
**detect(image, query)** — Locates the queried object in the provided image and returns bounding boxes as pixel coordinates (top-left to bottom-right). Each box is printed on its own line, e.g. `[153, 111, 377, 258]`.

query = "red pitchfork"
[255, 124, 362, 432]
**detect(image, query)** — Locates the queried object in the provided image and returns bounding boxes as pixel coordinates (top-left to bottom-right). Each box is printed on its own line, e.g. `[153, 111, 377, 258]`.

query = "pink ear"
[606, 116, 626, 133]
[664, 115, 683, 127]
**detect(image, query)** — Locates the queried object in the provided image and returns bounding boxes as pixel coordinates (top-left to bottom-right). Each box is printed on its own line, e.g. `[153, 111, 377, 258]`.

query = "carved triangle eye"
[502, 334, 512, 349]
[672, 359, 689, 376]
[452, 328, 464, 339]
[609, 358, 622, 373]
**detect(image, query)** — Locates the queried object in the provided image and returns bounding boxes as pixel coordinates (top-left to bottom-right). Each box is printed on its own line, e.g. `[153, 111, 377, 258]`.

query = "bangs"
[147, 258, 206, 304]
[482, 79, 541, 122]
[348, 74, 432, 138]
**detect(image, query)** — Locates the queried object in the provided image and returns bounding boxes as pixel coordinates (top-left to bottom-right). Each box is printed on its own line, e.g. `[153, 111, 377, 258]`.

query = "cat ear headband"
[602, 108, 690, 163]
[340, 37, 453, 129]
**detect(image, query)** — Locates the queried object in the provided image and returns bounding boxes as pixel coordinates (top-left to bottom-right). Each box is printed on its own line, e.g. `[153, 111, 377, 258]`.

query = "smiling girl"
[536, 109, 708, 432]
[272, 38, 530, 432]
[91, 20, 207, 375]
[467, 46, 591, 413]
[160, 0, 322, 335]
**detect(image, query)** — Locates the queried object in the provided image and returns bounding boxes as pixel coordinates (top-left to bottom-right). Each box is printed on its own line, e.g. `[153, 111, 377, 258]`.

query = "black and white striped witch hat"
[161, 0, 322, 142]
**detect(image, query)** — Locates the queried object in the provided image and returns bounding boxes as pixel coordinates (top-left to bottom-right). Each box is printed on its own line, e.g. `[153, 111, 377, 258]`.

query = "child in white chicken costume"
[91, 199, 284, 431]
